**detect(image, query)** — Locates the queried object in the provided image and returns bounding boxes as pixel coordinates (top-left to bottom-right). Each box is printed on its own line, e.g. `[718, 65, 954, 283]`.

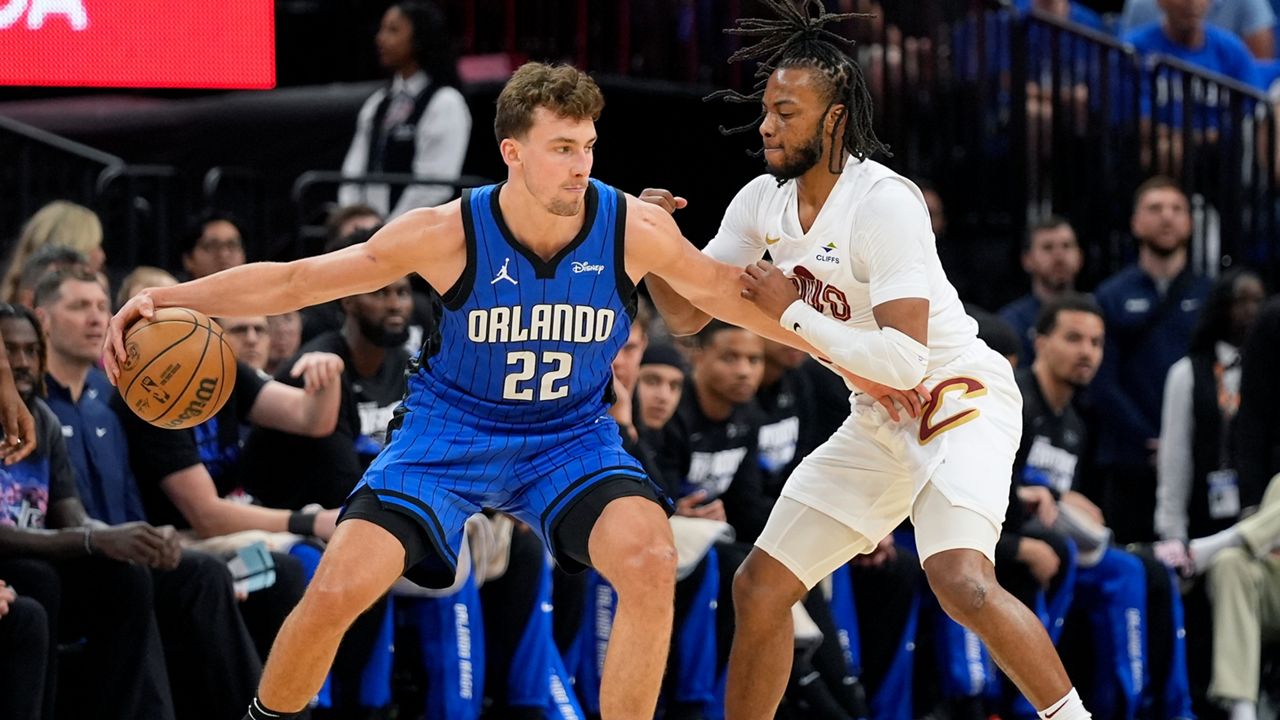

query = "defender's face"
[505, 108, 596, 217]
[759, 67, 832, 181]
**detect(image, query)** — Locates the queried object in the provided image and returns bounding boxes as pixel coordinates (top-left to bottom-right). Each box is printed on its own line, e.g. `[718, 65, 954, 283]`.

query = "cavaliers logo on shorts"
[918, 376, 987, 445]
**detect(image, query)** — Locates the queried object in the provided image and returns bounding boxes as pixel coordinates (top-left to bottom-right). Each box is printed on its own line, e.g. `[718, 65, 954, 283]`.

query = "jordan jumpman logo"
[491, 257, 518, 285]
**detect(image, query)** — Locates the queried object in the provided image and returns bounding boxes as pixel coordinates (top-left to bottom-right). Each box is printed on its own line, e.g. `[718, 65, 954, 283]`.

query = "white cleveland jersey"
[704, 157, 979, 383]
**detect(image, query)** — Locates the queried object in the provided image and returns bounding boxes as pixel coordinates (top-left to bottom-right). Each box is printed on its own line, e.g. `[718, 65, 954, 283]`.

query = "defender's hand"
[839, 369, 931, 422]
[638, 188, 688, 214]
[740, 261, 800, 321]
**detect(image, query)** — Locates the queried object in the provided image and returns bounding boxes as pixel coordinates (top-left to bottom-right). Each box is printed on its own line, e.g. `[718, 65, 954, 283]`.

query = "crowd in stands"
[3, 1, 1280, 720]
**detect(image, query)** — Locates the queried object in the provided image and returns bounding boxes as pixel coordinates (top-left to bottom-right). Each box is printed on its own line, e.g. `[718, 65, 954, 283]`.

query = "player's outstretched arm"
[626, 198, 819, 353]
[104, 203, 464, 383]
[628, 197, 930, 417]
[635, 189, 713, 336]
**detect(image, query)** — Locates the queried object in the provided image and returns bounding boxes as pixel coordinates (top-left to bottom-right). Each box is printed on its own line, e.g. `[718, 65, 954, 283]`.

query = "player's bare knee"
[733, 556, 803, 618]
[925, 551, 995, 623]
[301, 575, 367, 626]
[609, 539, 678, 597]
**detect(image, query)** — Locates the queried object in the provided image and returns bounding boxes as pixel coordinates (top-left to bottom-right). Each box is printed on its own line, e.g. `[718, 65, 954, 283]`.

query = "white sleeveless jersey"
[704, 157, 978, 380]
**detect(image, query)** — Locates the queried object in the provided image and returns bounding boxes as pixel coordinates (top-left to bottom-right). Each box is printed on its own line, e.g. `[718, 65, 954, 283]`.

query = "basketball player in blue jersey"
[104, 62, 911, 720]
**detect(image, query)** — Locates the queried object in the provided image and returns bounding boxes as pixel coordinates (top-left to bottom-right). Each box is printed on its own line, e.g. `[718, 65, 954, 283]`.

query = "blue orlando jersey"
[409, 179, 634, 429]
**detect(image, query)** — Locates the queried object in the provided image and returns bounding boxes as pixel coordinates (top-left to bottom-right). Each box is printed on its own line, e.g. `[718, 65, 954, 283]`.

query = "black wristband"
[287, 511, 317, 536]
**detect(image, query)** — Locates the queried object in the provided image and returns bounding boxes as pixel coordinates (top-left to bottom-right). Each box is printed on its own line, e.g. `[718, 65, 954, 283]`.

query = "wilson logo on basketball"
[164, 378, 220, 428]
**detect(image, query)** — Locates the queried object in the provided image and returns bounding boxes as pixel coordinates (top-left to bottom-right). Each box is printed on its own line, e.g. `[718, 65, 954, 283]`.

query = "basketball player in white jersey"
[644, 3, 1093, 720]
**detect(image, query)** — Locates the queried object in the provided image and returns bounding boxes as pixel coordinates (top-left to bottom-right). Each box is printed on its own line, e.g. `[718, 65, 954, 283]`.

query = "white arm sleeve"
[781, 301, 929, 389]
[701, 177, 770, 266]
[1155, 358, 1195, 540]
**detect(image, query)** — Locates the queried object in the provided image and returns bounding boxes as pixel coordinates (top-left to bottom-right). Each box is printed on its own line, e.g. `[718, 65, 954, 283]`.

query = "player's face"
[507, 108, 596, 218]
[611, 325, 647, 392]
[636, 365, 685, 429]
[0, 317, 40, 404]
[348, 276, 413, 348]
[219, 316, 271, 371]
[694, 329, 765, 405]
[42, 279, 109, 366]
[377, 7, 415, 71]
[184, 220, 246, 279]
[1036, 310, 1103, 388]
[760, 68, 831, 181]
[1131, 187, 1191, 256]
[1023, 225, 1081, 291]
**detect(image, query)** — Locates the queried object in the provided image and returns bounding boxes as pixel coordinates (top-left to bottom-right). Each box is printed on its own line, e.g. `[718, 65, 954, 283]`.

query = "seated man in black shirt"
[0, 303, 177, 720]
[658, 321, 769, 538]
[1008, 295, 1192, 720]
[242, 276, 413, 509]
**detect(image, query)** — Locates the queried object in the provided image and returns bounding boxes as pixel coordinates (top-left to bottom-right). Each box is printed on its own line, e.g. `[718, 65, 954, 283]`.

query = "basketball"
[116, 307, 237, 430]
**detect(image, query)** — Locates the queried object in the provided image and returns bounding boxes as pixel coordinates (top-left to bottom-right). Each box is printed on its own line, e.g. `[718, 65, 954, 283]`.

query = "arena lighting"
[0, 0, 275, 88]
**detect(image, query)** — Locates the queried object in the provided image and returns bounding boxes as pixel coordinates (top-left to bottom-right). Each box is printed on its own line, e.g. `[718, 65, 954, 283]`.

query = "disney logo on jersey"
[572, 261, 605, 275]
[815, 241, 840, 264]
[789, 266, 852, 321]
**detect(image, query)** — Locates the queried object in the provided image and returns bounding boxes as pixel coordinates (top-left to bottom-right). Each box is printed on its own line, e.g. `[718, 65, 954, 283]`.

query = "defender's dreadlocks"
[707, 0, 890, 177]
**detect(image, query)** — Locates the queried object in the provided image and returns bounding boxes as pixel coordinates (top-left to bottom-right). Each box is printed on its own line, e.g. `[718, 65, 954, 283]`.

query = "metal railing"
[0, 114, 184, 272]
[290, 170, 496, 256]
[1012, 8, 1278, 284]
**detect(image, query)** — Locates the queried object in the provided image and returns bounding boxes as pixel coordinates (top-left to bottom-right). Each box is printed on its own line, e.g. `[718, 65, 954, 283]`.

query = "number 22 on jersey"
[503, 350, 574, 401]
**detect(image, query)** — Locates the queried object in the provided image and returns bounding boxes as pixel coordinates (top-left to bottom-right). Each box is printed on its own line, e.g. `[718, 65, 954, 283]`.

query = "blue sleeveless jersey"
[356, 179, 656, 583]
[407, 178, 633, 429]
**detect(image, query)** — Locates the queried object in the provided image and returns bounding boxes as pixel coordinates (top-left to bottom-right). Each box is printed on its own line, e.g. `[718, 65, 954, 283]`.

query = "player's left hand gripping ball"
[740, 261, 800, 320]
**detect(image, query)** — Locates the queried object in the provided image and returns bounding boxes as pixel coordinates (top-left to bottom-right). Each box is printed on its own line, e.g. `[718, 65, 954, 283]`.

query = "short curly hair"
[494, 62, 604, 142]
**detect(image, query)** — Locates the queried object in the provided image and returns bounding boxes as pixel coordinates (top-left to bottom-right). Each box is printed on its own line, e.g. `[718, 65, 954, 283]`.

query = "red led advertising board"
[0, 1, 275, 88]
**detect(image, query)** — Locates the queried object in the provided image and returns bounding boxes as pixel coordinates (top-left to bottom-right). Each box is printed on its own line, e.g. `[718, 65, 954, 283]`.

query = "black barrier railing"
[94, 164, 185, 272]
[1013, 9, 1280, 286]
[0, 115, 190, 277]
[1017, 10, 1150, 289]
[1143, 54, 1276, 276]
[0, 114, 121, 254]
[290, 171, 496, 257]
[203, 166, 272, 263]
